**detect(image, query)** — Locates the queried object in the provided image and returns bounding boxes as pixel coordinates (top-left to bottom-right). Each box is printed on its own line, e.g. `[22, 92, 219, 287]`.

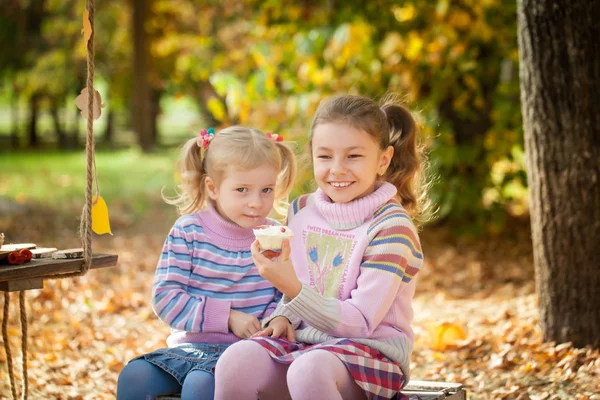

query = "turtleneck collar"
[314, 182, 398, 230]
[196, 201, 264, 250]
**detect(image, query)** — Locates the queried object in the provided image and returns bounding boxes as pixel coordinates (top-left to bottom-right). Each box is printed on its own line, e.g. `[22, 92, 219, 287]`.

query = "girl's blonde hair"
[310, 94, 433, 227]
[165, 126, 297, 216]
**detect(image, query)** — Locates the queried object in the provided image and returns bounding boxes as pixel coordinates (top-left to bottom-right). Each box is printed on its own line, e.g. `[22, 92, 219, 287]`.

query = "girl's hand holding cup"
[251, 239, 302, 300]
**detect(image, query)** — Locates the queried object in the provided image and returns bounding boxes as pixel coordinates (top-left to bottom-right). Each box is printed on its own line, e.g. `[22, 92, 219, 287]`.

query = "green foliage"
[0, 0, 527, 233]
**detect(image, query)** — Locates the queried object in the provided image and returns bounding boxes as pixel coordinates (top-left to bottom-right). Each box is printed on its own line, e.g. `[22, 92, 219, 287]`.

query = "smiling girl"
[215, 95, 430, 400]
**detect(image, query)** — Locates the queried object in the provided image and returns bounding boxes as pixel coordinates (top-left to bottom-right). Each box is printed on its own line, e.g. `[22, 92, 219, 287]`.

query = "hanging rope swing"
[1, 1, 118, 398]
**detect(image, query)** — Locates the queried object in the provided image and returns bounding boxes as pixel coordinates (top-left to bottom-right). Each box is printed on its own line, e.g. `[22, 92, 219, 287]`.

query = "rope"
[80, 0, 95, 275]
[2, 292, 17, 400]
[19, 291, 28, 400]
[48, 0, 96, 281]
[1, 292, 29, 400]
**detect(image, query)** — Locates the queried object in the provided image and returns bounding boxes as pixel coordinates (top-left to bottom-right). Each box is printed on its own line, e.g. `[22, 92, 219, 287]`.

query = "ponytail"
[381, 97, 432, 227]
[273, 141, 298, 216]
[162, 137, 210, 215]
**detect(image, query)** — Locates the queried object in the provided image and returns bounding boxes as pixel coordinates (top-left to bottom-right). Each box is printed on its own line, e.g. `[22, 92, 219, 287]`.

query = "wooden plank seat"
[0, 253, 118, 292]
[155, 380, 466, 400]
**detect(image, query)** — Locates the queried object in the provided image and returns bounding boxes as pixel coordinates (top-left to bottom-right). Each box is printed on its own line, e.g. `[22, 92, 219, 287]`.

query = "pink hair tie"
[266, 132, 284, 142]
[197, 127, 215, 149]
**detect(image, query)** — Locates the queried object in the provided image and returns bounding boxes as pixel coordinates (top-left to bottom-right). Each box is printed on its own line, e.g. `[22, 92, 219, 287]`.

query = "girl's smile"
[328, 181, 354, 188]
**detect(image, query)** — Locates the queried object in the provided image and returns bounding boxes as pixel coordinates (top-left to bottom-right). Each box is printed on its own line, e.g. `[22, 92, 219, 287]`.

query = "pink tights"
[214, 340, 366, 400]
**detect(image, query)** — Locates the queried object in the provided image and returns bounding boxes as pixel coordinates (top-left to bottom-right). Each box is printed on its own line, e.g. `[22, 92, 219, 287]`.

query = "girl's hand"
[228, 309, 261, 339]
[251, 316, 296, 342]
[251, 240, 302, 299]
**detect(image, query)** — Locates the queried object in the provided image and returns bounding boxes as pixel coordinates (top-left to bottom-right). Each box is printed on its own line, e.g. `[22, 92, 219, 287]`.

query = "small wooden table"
[0, 254, 118, 292]
[0, 253, 119, 398]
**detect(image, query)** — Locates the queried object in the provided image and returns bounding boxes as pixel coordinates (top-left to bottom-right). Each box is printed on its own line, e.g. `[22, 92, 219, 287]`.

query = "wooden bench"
[155, 380, 466, 399]
[0, 253, 118, 292]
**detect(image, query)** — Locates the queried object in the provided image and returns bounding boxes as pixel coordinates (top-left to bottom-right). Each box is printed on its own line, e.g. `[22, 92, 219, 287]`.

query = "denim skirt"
[131, 343, 230, 385]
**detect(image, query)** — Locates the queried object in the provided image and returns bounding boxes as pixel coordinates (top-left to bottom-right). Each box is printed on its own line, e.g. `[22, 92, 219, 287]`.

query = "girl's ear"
[205, 176, 219, 200]
[378, 145, 394, 176]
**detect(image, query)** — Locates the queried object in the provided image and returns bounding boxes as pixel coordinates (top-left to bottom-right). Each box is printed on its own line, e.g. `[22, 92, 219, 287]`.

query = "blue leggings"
[117, 359, 215, 400]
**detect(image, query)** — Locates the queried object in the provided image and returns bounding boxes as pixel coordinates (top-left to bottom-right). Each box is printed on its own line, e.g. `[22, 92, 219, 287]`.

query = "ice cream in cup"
[253, 225, 294, 253]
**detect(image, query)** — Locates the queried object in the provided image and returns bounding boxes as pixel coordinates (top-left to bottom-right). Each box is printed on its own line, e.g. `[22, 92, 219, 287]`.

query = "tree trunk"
[50, 100, 67, 148]
[517, 0, 600, 347]
[27, 93, 40, 147]
[132, 0, 154, 152]
[150, 88, 161, 145]
[104, 108, 114, 147]
[10, 86, 19, 148]
[195, 80, 227, 128]
[71, 104, 80, 148]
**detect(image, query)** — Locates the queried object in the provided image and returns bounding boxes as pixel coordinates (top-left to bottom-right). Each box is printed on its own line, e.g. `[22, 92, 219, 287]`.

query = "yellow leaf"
[81, 9, 92, 45]
[393, 4, 416, 22]
[429, 322, 467, 351]
[404, 32, 423, 61]
[92, 195, 113, 235]
[207, 97, 226, 122]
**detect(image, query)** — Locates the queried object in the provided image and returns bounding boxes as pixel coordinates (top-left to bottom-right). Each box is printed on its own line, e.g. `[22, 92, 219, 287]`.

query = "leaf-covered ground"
[1, 207, 599, 400]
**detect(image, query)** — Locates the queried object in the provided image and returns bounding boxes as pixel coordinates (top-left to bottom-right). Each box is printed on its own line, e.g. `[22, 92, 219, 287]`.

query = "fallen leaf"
[429, 321, 468, 351]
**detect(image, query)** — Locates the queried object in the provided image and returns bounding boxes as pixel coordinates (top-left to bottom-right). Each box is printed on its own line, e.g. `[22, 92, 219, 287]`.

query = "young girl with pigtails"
[117, 126, 297, 400]
[215, 94, 430, 400]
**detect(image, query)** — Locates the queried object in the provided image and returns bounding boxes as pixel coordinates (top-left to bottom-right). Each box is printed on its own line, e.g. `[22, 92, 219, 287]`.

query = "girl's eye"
[348, 154, 363, 159]
[262, 188, 273, 194]
[316, 155, 331, 159]
[236, 188, 247, 193]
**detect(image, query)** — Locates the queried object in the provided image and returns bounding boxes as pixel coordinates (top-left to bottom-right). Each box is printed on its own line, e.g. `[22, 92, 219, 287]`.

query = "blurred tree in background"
[0, 0, 525, 233]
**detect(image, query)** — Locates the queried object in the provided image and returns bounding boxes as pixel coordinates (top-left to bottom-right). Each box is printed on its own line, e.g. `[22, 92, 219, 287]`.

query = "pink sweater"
[152, 203, 281, 347]
[264, 183, 423, 378]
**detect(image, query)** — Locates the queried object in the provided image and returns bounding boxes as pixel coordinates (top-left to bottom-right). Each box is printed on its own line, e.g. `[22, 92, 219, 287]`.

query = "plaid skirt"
[250, 336, 407, 400]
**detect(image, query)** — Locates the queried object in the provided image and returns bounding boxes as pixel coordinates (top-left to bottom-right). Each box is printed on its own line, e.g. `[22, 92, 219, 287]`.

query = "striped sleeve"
[287, 194, 311, 223]
[362, 202, 423, 285]
[281, 201, 423, 338]
[152, 217, 231, 334]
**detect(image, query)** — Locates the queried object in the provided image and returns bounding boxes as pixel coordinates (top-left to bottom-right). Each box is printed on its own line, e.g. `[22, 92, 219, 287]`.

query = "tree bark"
[10, 85, 19, 148]
[50, 99, 67, 148]
[150, 88, 161, 145]
[517, 0, 600, 347]
[71, 104, 80, 148]
[132, 0, 154, 152]
[27, 93, 40, 147]
[194, 80, 226, 128]
[104, 108, 114, 147]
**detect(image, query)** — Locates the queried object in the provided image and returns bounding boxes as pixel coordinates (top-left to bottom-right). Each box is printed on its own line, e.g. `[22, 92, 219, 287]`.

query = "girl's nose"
[247, 194, 262, 208]
[330, 159, 347, 175]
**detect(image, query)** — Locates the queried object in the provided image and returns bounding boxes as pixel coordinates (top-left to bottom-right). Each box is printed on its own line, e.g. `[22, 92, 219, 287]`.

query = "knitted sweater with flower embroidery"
[264, 182, 423, 378]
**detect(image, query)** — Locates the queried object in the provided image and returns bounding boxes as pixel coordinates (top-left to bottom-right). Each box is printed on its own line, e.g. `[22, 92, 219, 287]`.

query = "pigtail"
[272, 141, 298, 217]
[162, 137, 209, 215]
[381, 98, 433, 228]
